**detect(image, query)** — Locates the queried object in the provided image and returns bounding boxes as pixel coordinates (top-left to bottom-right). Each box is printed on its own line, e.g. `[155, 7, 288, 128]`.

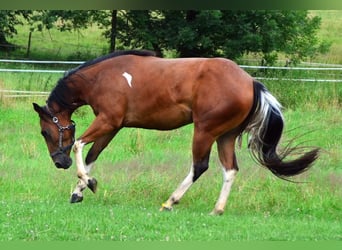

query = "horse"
[33, 50, 319, 215]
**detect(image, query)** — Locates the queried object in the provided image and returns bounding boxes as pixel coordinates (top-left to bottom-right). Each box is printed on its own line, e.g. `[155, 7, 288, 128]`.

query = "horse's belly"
[124, 104, 193, 130]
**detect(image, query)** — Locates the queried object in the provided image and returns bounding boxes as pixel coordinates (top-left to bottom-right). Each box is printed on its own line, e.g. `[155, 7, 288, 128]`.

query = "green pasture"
[312, 10, 342, 64]
[0, 98, 341, 241]
[0, 70, 341, 241]
[0, 10, 341, 241]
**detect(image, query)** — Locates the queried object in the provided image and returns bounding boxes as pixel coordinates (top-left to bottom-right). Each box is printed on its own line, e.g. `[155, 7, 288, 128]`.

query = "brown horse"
[33, 50, 319, 215]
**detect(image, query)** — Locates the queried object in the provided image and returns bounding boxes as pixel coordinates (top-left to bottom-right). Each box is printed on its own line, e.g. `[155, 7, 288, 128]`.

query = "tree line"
[0, 10, 329, 65]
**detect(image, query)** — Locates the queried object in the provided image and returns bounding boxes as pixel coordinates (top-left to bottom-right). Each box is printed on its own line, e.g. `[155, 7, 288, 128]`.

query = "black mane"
[64, 50, 156, 78]
[47, 50, 156, 110]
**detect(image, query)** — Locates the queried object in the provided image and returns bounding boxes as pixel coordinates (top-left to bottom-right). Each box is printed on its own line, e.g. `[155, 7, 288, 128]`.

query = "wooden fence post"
[26, 31, 32, 58]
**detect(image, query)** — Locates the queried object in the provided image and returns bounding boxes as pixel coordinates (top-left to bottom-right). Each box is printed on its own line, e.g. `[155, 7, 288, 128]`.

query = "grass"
[1, 201, 340, 241]
[310, 10, 342, 64]
[0, 96, 341, 241]
[0, 11, 341, 241]
[2, 22, 107, 61]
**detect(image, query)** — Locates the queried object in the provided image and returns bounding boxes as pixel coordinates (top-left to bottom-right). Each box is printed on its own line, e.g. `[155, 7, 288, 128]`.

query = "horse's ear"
[32, 103, 44, 115]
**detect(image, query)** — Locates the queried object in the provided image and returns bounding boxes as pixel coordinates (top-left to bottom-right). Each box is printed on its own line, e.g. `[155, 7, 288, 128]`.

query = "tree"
[115, 10, 327, 64]
[115, 10, 225, 57]
[0, 10, 115, 54]
[1, 10, 328, 65]
[161, 10, 225, 57]
[116, 10, 164, 56]
[36, 10, 118, 54]
[0, 10, 32, 51]
[92, 10, 118, 53]
[220, 10, 328, 64]
[33, 10, 95, 32]
[109, 10, 118, 52]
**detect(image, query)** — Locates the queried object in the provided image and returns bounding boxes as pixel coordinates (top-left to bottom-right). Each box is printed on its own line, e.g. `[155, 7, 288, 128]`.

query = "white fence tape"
[255, 77, 342, 82]
[240, 65, 342, 71]
[0, 89, 50, 98]
[1, 66, 342, 73]
[0, 59, 83, 74]
[1, 90, 50, 94]
[0, 59, 341, 98]
[0, 59, 84, 64]
[0, 69, 65, 73]
[0, 59, 341, 72]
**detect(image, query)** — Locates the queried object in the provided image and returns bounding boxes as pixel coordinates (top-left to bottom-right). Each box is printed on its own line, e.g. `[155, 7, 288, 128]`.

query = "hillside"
[310, 10, 342, 64]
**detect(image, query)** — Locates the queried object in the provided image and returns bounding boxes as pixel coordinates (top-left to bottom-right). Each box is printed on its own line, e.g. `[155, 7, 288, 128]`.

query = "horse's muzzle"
[52, 151, 72, 169]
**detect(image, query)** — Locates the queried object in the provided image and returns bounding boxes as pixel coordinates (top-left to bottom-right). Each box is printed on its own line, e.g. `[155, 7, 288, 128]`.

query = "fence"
[1, 59, 341, 98]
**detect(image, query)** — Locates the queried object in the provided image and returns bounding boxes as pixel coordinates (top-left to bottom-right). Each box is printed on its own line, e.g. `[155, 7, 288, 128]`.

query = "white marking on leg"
[72, 179, 87, 198]
[122, 72, 133, 88]
[161, 166, 194, 210]
[171, 167, 194, 201]
[71, 140, 98, 200]
[73, 140, 87, 179]
[212, 168, 237, 215]
[71, 162, 95, 200]
[73, 140, 94, 185]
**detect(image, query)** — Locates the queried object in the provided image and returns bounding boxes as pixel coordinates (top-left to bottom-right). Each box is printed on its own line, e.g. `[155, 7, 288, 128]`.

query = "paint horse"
[33, 50, 319, 215]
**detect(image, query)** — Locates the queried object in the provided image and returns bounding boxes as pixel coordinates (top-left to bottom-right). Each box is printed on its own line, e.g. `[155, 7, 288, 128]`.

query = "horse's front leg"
[70, 140, 97, 203]
[70, 130, 119, 203]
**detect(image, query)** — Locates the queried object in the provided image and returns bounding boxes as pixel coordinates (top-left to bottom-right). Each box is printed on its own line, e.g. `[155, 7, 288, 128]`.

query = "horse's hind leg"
[160, 130, 215, 211]
[211, 133, 238, 215]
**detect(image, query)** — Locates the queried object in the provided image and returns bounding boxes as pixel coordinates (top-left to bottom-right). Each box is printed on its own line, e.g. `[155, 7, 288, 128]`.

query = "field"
[0, 98, 341, 241]
[0, 11, 341, 242]
[311, 10, 342, 64]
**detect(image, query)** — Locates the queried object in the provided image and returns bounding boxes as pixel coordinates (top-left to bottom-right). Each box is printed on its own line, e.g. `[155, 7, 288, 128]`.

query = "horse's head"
[33, 103, 76, 169]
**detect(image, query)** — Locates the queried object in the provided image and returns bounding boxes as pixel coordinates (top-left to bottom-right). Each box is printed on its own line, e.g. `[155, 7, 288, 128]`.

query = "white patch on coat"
[122, 72, 133, 88]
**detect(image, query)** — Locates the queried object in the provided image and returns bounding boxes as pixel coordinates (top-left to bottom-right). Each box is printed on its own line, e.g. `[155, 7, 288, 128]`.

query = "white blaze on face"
[122, 72, 133, 88]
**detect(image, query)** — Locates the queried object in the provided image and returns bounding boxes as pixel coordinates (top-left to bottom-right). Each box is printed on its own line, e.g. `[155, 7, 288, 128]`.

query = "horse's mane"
[47, 50, 156, 109]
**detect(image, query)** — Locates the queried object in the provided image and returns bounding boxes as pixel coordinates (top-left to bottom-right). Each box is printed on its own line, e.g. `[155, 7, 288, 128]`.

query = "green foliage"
[0, 10, 329, 64]
[0, 11, 32, 36]
[115, 10, 327, 64]
[30, 10, 98, 32]
[0, 10, 32, 50]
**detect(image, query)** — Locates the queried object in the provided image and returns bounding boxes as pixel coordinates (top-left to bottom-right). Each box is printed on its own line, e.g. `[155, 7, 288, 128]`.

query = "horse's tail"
[243, 80, 319, 180]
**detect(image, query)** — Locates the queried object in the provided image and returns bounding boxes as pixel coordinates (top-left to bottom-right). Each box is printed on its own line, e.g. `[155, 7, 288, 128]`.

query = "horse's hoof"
[87, 178, 98, 193]
[209, 209, 224, 216]
[159, 203, 173, 212]
[70, 193, 83, 203]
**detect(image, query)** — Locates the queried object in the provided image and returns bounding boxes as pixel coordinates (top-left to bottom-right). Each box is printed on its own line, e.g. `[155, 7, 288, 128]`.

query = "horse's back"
[154, 56, 254, 135]
[84, 55, 255, 133]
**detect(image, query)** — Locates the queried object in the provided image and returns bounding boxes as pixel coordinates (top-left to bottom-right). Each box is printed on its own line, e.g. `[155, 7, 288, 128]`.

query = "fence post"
[26, 31, 32, 58]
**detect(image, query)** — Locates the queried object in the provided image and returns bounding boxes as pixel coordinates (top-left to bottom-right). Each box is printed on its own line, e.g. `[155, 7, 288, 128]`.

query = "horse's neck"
[46, 100, 73, 118]
[50, 78, 88, 113]
[68, 73, 89, 109]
